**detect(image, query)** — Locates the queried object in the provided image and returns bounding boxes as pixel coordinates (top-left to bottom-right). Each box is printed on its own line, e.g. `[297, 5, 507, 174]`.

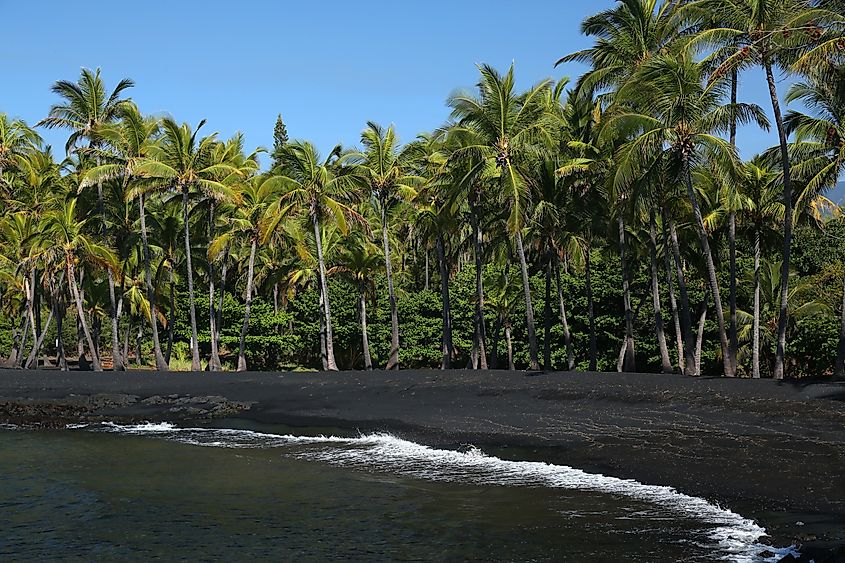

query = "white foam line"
[85, 422, 797, 562]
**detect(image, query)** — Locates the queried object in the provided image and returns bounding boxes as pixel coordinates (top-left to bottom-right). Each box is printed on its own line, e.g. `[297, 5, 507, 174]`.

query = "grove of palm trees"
[2, 0, 844, 379]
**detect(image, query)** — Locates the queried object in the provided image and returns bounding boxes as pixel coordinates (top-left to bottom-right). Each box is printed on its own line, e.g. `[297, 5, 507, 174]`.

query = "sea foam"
[83, 422, 798, 562]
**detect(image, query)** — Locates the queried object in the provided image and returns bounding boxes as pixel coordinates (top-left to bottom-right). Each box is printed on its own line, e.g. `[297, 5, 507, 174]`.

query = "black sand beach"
[2, 369, 844, 560]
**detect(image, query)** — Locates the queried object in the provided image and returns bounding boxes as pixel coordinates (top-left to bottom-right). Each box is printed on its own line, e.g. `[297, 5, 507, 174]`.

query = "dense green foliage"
[2, 0, 844, 378]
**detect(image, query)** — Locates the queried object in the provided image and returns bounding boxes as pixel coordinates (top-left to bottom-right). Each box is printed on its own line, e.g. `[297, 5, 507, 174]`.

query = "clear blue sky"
[1, 0, 798, 168]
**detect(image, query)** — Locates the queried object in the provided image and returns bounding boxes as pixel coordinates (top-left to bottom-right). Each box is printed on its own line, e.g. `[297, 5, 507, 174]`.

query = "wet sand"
[1, 368, 844, 560]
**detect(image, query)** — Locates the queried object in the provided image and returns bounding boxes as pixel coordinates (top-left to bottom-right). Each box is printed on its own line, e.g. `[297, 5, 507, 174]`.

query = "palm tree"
[135, 118, 236, 371]
[610, 53, 768, 376]
[784, 62, 845, 378]
[39, 67, 134, 371]
[683, 0, 845, 378]
[447, 64, 553, 370]
[329, 234, 382, 370]
[81, 103, 169, 370]
[36, 197, 118, 372]
[266, 141, 363, 371]
[354, 122, 421, 370]
[0, 114, 42, 188]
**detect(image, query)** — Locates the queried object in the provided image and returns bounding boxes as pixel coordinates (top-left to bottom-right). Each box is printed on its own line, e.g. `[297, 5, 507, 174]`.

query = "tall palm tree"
[81, 103, 169, 370]
[447, 64, 553, 370]
[135, 118, 236, 371]
[39, 67, 134, 371]
[683, 0, 845, 378]
[265, 141, 363, 371]
[610, 53, 768, 376]
[0, 114, 42, 188]
[354, 122, 421, 370]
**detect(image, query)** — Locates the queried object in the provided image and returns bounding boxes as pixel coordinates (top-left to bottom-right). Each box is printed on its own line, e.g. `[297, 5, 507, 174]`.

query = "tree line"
[1, 0, 844, 378]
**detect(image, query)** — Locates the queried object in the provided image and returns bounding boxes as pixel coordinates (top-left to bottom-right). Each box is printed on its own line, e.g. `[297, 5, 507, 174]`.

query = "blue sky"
[1, 0, 801, 169]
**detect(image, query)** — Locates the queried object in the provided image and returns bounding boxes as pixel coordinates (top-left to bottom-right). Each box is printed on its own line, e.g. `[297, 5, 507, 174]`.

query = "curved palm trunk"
[313, 215, 338, 371]
[765, 61, 794, 381]
[208, 202, 221, 371]
[682, 163, 734, 377]
[470, 210, 488, 369]
[166, 264, 175, 365]
[359, 281, 373, 371]
[585, 246, 597, 371]
[381, 203, 400, 370]
[753, 228, 762, 379]
[216, 245, 229, 351]
[436, 235, 454, 369]
[668, 218, 696, 374]
[618, 214, 636, 372]
[836, 268, 845, 380]
[662, 220, 684, 373]
[67, 260, 101, 371]
[139, 193, 168, 371]
[554, 260, 574, 371]
[648, 209, 672, 373]
[55, 296, 67, 371]
[181, 187, 201, 371]
[237, 238, 258, 372]
[515, 231, 540, 370]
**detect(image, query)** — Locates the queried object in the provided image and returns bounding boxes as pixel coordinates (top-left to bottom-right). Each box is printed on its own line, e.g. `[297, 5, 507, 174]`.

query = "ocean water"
[0, 423, 791, 562]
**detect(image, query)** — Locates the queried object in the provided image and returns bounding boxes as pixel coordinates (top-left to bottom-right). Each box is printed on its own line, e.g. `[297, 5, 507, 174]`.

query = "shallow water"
[0, 424, 788, 561]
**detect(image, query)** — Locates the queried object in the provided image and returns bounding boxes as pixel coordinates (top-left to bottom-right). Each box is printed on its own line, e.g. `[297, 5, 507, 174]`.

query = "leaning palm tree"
[447, 63, 553, 370]
[609, 53, 769, 376]
[135, 118, 236, 371]
[264, 141, 363, 371]
[39, 67, 134, 371]
[36, 196, 118, 372]
[353, 122, 421, 370]
[784, 62, 845, 378]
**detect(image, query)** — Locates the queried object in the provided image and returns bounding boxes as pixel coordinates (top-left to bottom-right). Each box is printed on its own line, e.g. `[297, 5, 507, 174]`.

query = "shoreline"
[2, 369, 844, 560]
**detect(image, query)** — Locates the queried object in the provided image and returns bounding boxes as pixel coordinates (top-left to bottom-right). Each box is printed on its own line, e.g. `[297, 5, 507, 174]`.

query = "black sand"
[2, 369, 844, 559]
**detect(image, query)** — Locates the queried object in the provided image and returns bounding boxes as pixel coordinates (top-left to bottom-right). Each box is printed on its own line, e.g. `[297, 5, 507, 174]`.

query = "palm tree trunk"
[138, 193, 168, 371]
[381, 203, 400, 370]
[515, 231, 539, 370]
[208, 202, 221, 371]
[136, 324, 143, 366]
[683, 162, 734, 377]
[728, 68, 739, 376]
[585, 245, 597, 371]
[166, 263, 175, 365]
[555, 259, 574, 370]
[544, 258, 553, 370]
[648, 209, 672, 373]
[237, 238, 258, 372]
[359, 281, 373, 371]
[67, 260, 101, 371]
[94, 157, 124, 372]
[216, 245, 229, 350]
[471, 210, 488, 369]
[24, 308, 54, 369]
[753, 227, 762, 379]
[123, 315, 132, 365]
[55, 295, 67, 371]
[618, 213, 636, 372]
[765, 61, 794, 381]
[663, 220, 684, 373]
[836, 266, 845, 380]
[490, 313, 502, 369]
[436, 234, 454, 369]
[424, 250, 430, 292]
[181, 187, 201, 371]
[318, 288, 328, 370]
[668, 218, 696, 374]
[695, 294, 709, 376]
[313, 215, 338, 371]
[505, 324, 514, 370]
